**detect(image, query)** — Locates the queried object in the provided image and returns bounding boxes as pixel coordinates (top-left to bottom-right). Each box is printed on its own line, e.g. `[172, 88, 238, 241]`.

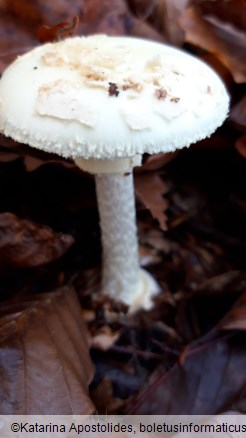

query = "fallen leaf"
[137, 152, 177, 172]
[0, 31, 35, 73]
[179, 6, 246, 83]
[196, 0, 246, 32]
[195, 271, 241, 294]
[134, 173, 169, 231]
[0, 212, 74, 271]
[89, 0, 129, 35]
[153, 0, 190, 45]
[90, 378, 125, 414]
[235, 136, 246, 158]
[0, 286, 95, 414]
[127, 16, 166, 41]
[219, 293, 246, 331]
[128, 331, 246, 414]
[127, 0, 156, 20]
[38, 16, 79, 43]
[230, 97, 246, 131]
[78, 0, 134, 36]
[0, 151, 20, 163]
[1, 0, 84, 33]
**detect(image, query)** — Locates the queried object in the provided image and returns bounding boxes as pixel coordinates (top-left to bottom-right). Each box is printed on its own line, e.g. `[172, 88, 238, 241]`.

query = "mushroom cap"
[0, 35, 229, 160]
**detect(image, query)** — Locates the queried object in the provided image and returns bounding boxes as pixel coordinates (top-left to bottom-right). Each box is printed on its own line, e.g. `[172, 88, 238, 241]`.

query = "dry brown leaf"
[81, 0, 129, 35]
[38, 16, 79, 43]
[219, 294, 246, 331]
[128, 0, 189, 44]
[84, 0, 164, 42]
[196, 0, 246, 32]
[1, 0, 84, 33]
[230, 97, 246, 131]
[135, 173, 169, 231]
[0, 286, 94, 414]
[138, 152, 177, 172]
[127, 0, 157, 20]
[0, 212, 74, 270]
[179, 6, 246, 83]
[195, 271, 241, 294]
[23, 155, 76, 172]
[235, 135, 246, 158]
[90, 378, 125, 414]
[154, 0, 190, 45]
[127, 16, 166, 41]
[0, 25, 61, 71]
[128, 331, 246, 414]
[0, 151, 19, 163]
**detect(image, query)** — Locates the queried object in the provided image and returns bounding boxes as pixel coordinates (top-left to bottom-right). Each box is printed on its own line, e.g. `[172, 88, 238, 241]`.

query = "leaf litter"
[0, 0, 246, 416]
[0, 286, 94, 414]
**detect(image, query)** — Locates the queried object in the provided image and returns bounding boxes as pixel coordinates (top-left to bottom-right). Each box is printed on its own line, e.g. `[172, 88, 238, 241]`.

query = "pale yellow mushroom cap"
[0, 35, 229, 160]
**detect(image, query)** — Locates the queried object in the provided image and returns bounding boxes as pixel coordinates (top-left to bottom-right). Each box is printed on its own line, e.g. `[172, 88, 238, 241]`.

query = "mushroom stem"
[75, 156, 160, 311]
[95, 172, 160, 310]
[95, 172, 140, 304]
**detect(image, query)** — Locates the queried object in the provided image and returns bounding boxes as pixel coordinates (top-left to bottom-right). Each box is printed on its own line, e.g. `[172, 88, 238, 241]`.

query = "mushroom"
[0, 35, 229, 311]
